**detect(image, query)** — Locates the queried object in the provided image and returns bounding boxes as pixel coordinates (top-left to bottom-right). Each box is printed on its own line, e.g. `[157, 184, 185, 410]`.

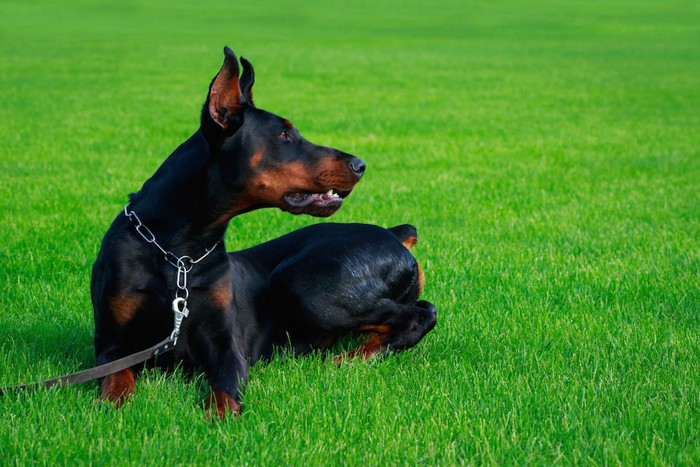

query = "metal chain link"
[123, 203, 221, 343]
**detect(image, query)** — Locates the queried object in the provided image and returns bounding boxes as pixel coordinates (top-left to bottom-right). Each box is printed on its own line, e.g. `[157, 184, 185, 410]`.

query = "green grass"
[1, 0, 698, 464]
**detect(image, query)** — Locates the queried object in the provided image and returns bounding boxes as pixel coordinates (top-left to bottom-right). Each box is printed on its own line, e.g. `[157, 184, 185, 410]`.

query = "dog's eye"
[278, 129, 291, 141]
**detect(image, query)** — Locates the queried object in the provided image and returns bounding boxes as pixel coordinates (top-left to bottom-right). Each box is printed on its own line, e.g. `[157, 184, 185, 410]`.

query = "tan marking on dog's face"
[110, 293, 144, 326]
[313, 157, 359, 192]
[239, 159, 357, 210]
[213, 154, 359, 225]
[214, 162, 315, 222]
[249, 149, 264, 168]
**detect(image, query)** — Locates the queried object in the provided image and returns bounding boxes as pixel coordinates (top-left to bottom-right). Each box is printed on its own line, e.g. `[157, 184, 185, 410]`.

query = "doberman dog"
[229, 222, 437, 365]
[91, 47, 366, 417]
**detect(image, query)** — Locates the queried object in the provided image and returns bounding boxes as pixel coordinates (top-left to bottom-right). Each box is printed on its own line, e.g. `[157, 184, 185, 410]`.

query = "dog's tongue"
[285, 190, 341, 208]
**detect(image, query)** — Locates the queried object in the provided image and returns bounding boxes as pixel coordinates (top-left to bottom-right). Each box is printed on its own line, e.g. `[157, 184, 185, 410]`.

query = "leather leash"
[2, 204, 220, 397]
[0, 337, 176, 396]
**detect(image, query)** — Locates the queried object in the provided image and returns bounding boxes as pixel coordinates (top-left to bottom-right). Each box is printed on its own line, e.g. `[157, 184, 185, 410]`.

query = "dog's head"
[201, 47, 365, 219]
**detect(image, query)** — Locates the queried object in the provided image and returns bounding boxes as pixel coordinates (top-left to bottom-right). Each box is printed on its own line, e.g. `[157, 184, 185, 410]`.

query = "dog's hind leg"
[335, 300, 437, 362]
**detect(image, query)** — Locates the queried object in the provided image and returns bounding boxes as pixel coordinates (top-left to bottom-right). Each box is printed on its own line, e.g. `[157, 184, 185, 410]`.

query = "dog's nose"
[349, 158, 366, 178]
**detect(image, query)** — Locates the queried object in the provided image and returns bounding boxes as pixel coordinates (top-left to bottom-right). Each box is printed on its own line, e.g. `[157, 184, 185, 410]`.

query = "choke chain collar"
[123, 203, 221, 343]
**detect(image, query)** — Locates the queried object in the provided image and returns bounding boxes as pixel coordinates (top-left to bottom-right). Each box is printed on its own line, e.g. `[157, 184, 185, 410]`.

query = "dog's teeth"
[326, 190, 333, 196]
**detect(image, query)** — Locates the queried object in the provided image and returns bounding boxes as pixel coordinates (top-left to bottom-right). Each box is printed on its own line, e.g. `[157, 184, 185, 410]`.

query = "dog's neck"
[126, 129, 239, 255]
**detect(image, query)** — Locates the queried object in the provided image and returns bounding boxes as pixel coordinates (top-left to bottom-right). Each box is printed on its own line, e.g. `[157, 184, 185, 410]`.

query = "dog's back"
[230, 223, 432, 362]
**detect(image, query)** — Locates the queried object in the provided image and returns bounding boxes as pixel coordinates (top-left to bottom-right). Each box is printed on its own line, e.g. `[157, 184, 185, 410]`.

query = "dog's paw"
[205, 387, 241, 420]
[99, 368, 136, 408]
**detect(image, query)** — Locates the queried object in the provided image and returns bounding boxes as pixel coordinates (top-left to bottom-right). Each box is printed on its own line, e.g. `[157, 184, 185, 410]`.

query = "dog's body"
[92, 47, 365, 415]
[230, 223, 436, 364]
[91, 47, 435, 418]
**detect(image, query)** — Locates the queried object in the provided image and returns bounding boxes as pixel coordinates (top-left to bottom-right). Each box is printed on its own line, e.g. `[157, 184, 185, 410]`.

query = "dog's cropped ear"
[207, 46, 245, 130]
[240, 56, 255, 106]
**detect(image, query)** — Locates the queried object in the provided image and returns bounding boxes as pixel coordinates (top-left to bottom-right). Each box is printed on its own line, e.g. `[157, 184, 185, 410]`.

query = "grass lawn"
[1, 0, 698, 464]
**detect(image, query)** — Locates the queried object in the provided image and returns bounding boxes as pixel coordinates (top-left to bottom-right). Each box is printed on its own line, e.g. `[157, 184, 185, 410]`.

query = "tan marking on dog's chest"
[210, 286, 233, 310]
[110, 293, 144, 326]
[209, 274, 234, 310]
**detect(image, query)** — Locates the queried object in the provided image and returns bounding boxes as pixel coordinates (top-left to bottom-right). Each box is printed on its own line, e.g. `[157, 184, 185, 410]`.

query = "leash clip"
[124, 204, 222, 348]
[170, 297, 190, 343]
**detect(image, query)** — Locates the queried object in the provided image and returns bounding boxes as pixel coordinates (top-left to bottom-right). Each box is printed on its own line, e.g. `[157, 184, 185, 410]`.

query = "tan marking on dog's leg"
[333, 325, 391, 365]
[401, 235, 418, 250]
[99, 368, 136, 408]
[416, 260, 425, 293]
[206, 386, 241, 419]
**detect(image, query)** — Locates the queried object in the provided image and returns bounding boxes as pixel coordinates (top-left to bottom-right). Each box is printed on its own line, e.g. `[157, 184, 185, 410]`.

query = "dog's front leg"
[99, 368, 136, 407]
[204, 347, 248, 419]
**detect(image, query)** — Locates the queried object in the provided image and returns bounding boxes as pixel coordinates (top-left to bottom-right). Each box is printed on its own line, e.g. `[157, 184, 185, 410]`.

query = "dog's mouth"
[283, 189, 351, 216]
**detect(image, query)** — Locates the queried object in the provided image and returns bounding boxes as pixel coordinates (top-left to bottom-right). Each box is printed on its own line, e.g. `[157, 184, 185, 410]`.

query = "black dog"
[92, 47, 365, 416]
[229, 223, 437, 365]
